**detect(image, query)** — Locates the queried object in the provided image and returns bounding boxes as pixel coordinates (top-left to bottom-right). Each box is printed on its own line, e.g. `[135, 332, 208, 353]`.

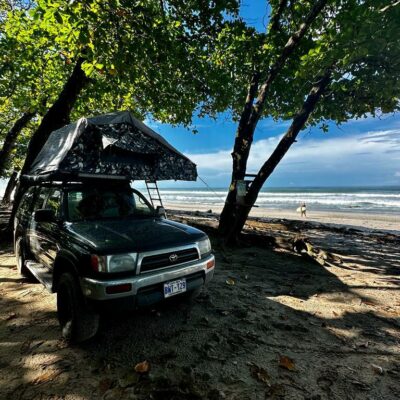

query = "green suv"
[14, 179, 215, 342]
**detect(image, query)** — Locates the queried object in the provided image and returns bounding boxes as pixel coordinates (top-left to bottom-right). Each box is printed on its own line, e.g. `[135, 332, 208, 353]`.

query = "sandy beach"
[1, 210, 399, 399]
[164, 202, 400, 233]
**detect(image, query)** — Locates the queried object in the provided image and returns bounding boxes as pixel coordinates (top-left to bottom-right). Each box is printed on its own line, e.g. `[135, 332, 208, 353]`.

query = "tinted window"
[33, 188, 49, 211]
[67, 188, 153, 221]
[17, 187, 35, 215]
[44, 188, 61, 217]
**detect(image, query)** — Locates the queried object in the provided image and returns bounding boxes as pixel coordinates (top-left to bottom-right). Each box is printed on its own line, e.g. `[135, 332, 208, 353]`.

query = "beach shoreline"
[165, 202, 400, 233]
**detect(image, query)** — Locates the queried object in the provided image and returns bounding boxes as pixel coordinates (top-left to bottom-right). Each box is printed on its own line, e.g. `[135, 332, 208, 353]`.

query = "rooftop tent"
[27, 111, 197, 181]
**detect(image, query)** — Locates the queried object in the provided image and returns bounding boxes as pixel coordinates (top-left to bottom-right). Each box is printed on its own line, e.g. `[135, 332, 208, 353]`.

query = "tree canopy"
[0, 0, 242, 176]
[1, 0, 399, 222]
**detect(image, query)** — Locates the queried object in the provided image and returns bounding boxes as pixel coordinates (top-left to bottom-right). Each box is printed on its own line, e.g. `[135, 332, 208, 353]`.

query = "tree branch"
[247, 67, 333, 202]
[251, 0, 328, 123]
[0, 111, 36, 177]
[269, 0, 288, 32]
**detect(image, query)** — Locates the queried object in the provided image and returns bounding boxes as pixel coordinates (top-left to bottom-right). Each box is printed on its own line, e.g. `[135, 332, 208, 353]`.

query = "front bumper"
[79, 254, 215, 305]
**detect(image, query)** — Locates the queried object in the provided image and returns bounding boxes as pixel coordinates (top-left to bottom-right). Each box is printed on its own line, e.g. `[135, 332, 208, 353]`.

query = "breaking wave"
[159, 188, 400, 213]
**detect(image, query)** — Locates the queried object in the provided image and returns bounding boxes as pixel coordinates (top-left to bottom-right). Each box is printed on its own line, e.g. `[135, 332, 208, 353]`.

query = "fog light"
[206, 259, 215, 270]
[106, 283, 132, 294]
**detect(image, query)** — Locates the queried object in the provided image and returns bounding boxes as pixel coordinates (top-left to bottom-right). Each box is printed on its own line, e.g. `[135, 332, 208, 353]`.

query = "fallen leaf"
[371, 364, 384, 375]
[279, 355, 296, 371]
[250, 365, 271, 386]
[226, 278, 235, 286]
[134, 360, 150, 374]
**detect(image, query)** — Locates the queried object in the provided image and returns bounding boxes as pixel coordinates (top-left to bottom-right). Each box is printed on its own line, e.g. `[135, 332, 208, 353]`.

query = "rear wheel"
[15, 237, 34, 279]
[57, 272, 99, 343]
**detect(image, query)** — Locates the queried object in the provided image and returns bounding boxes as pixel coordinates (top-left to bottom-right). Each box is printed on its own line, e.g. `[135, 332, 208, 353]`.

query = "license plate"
[164, 278, 186, 298]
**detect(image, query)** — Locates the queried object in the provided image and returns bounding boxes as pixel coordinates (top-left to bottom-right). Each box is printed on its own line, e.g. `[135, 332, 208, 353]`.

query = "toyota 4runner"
[14, 179, 215, 342]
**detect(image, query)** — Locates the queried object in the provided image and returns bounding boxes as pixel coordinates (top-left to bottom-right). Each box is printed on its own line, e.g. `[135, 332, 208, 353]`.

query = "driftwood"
[293, 236, 342, 266]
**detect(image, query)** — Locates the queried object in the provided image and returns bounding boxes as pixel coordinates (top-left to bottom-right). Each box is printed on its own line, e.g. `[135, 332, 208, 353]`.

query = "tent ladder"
[145, 180, 164, 209]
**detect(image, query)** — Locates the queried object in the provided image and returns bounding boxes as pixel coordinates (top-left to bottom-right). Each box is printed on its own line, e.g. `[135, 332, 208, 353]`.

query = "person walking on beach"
[300, 202, 307, 218]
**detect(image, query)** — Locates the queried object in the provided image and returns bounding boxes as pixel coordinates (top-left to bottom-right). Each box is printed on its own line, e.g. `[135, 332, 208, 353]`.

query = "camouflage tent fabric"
[28, 111, 197, 181]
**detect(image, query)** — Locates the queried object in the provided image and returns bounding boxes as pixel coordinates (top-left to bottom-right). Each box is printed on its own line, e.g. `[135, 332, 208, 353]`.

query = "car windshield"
[67, 188, 154, 221]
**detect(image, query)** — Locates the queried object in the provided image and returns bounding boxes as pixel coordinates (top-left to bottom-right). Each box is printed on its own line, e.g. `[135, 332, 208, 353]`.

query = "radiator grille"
[140, 247, 199, 273]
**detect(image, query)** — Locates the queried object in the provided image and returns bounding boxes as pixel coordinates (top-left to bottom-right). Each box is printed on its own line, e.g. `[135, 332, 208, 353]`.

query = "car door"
[36, 187, 62, 269]
[14, 186, 36, 239]
[27, 187, 49, 262]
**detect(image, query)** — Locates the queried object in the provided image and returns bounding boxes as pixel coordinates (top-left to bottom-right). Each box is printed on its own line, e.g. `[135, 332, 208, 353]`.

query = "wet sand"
[164, 202, 400, 233]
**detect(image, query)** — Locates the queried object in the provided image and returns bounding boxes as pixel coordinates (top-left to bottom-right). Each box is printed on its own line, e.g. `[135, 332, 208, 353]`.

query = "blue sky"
[148, 1, 400, 189]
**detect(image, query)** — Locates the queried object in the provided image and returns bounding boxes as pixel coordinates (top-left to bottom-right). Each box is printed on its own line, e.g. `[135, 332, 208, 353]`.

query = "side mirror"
[34, 208, 56, 223]
[155, 206, 166, 218]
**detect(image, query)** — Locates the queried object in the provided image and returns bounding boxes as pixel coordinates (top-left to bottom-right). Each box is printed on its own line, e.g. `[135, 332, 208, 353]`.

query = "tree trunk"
[1, 170, 18, 207]
[0, 112, 35, 177]
[20, 58, 89, 175]
[219, 0, 328, 238]
[224, 68, 333, 244]
[8, 58, 89, 230]
[218, 72, 260, 236]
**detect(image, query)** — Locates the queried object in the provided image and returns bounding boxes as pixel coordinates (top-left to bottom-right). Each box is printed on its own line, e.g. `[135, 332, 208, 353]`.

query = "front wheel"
[57, 272, 99, 343]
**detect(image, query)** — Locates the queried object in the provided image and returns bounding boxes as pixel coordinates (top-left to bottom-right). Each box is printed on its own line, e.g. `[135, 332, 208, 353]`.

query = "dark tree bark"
[270, 0, 288, 32]
[8, 58, 89, 229]
[19, 58, 89, 175]
[219, 0, 328, 237]
[223, 68, 333, 244]
[1, 170, 18, 207]
[219, 72, 260, 235]
[0, 112, 35, 177]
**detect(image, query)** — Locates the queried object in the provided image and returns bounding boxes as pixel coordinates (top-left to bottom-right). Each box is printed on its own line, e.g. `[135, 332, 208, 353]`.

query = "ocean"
[158, 187, 400, 215]
[1, 179, 399, 215]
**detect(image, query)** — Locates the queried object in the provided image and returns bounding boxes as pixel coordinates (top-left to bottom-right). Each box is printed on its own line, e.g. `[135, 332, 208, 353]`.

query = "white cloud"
[187, 129, 400, 186]
[395, 172, 400, 177]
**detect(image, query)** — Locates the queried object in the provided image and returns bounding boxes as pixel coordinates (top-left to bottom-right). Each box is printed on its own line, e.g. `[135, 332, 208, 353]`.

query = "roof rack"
[21, 171, 130, 185]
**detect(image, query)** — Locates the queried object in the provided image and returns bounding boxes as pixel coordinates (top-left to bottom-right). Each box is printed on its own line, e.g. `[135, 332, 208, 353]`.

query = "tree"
[3, 0, 243, 227]
[218, 0, 400, 243]
[0, 112, 36, 176]
[1, 170, 18, 206]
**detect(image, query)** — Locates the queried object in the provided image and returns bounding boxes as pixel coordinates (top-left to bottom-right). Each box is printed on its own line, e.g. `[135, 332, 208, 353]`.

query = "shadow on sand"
[0, 234, 399, 400]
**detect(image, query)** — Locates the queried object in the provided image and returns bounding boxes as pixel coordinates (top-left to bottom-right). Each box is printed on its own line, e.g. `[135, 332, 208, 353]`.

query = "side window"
[17, 187, 35, 216]
[44, 188, 62, 217]
[133, 192, 152, 213]
[33, 188, 49, 211]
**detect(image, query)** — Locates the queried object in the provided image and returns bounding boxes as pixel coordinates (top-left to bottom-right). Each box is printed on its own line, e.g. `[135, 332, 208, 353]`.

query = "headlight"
[91, 253, 137, 273]
[108, 253, 137, 273]
[197, 238, 212, 256]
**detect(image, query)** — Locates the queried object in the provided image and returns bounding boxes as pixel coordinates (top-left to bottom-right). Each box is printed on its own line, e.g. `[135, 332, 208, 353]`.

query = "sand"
[164, 202, 400, 233]
[0, 213, 399, 399]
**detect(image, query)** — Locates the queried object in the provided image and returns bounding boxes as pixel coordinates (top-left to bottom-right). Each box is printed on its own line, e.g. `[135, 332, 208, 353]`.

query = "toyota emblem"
[169, 254, 178, 262]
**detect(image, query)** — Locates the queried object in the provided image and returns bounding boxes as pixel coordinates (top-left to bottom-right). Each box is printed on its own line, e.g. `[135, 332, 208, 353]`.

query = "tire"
[15, 237, 34, 279]
[57, 272, 99, 343]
